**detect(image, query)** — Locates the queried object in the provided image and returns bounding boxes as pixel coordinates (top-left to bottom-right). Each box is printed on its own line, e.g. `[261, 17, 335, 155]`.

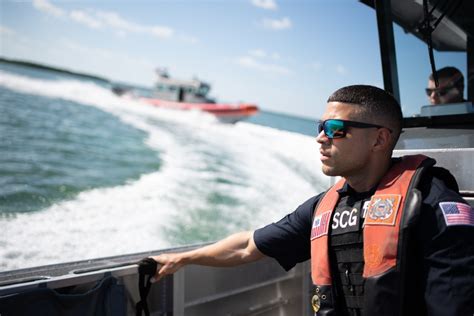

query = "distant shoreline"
[0, 57, 110, 83]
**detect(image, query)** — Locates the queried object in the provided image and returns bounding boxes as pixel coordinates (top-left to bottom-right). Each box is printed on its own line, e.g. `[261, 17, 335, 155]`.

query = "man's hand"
[148, 231, 264, 283]
[150, 253, 183, 282]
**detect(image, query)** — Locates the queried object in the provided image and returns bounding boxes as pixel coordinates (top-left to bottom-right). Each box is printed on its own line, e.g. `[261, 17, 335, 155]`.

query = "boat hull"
[140, 97, 259, 124]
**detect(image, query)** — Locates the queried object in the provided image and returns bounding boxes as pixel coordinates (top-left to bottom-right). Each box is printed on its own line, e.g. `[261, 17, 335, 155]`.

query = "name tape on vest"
[331, 207, 359, 235]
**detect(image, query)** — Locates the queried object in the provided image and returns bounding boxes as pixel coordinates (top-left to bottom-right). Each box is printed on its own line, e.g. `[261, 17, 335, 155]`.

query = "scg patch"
[331, 207, 360, 235]
[365, 194, 401, 226]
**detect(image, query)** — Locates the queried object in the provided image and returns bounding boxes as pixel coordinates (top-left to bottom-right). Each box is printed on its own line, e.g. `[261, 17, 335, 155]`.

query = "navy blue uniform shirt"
[254, 172, 474, 315]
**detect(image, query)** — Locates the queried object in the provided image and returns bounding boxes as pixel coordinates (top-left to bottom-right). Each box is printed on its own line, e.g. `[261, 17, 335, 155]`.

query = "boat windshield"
[384, 0, 473, 121]
[197, 85, 210, 97]
[394, 25, 470, 119]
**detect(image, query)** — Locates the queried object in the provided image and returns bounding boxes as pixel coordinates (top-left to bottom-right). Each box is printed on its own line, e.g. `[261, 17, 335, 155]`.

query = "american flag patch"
[310, 211, 331, 240]
[439, 202, 474, 226]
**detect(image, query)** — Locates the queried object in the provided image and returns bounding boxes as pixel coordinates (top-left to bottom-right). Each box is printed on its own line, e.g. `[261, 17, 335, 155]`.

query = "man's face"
[316, 102, 378, 178]
[427, 79, 461, 105]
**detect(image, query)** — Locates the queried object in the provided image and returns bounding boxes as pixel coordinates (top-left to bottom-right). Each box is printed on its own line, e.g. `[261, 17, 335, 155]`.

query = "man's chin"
[321, 166, 338, 177]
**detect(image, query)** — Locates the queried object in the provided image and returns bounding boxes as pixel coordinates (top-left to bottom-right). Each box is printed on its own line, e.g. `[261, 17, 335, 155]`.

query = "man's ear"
[372, 128, 392, 152]
[455, 86, 463, 97]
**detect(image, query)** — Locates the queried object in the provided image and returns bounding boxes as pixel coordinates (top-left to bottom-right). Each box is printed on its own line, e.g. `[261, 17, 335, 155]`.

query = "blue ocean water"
[0, 62, 327, 270]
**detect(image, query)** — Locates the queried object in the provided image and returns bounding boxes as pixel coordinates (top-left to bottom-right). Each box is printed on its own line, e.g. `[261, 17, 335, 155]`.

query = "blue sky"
[0, 0, 466, 118]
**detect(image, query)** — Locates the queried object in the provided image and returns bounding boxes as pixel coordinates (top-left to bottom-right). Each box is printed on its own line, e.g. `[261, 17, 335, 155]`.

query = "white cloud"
[53, 38, 156, 85]
[96, 11, 141, 33]
[248, 49, 281, 60]
[179, 35, 199, 44]
[33, 0, 65, 17]
[0, 25, 15, 36]
[31, 2, 175, 39]
[237, 56, 291, 75]
[240, 50, 286, 73]
[150, 26, 174, 38]
[263, 17, 292, 30]
[115, 30, 127, 38]
[249, 49, 267, 58]
[59, 38, 155, 69]
[251, 0, 278, 10]
[70, 10, 102, 29]
[336, 64, 347, 75]
[95, 11, 174, 38]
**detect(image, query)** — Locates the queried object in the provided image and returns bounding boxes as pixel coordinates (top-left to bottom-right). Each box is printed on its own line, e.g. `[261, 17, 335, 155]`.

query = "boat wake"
[0, 70, 327, 271]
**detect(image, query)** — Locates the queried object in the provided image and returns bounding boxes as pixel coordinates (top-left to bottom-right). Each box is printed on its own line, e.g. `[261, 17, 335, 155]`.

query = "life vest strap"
[338, 271, 364, 286]
[136, 258, 158, 316]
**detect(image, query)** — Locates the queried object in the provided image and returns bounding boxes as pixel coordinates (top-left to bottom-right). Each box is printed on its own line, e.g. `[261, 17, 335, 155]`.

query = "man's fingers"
[150, 273, 162, 283]
[150, 264, 165, 283]
[148, 253, 181, 283]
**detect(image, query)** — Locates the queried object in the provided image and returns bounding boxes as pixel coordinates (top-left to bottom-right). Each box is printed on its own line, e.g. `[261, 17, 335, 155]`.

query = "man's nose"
[316, 130, 329, 144]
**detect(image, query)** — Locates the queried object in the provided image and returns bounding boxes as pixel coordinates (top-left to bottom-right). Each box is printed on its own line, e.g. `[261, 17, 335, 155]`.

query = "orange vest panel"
[310, 155, 428, 285]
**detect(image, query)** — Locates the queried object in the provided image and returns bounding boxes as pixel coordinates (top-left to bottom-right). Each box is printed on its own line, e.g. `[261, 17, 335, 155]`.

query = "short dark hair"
[429, 66, 464, 90]
[327, 85, 403, 145]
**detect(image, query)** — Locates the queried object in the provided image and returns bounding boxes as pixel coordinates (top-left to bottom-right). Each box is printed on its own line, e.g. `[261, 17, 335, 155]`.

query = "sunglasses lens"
[317, 122, 324, 135]
[324, 120, 345, 138]
[438, 89, 449, 96]
[426, 87, 451, 97]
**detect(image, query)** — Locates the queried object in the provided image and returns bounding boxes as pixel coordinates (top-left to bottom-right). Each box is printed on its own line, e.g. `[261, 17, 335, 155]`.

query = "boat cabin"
[154, 68, 214, 103]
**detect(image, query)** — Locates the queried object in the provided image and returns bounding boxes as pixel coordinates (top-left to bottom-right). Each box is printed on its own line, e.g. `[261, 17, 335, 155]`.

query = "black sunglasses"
[317, 119, 391, 139]
[425, 86, 455, 97]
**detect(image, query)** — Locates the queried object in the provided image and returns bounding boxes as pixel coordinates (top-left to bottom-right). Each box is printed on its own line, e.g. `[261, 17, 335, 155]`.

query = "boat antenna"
[418, 0, 463, 88]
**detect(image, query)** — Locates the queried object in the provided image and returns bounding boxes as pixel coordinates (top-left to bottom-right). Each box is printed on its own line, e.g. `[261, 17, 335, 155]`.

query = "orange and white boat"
[115, 69, 259, 123]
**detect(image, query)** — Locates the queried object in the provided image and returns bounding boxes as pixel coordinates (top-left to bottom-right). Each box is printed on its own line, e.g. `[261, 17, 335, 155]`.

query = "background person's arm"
[151, 231, 264, 281]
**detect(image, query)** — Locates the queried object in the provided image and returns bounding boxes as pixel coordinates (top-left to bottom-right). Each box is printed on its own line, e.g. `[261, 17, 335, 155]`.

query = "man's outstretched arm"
[150, 231, 265, 282]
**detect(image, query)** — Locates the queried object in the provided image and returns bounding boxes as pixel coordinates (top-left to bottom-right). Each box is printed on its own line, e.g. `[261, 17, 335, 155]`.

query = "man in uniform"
[426, 66, 466, 105]
[151, 85, 474, 315]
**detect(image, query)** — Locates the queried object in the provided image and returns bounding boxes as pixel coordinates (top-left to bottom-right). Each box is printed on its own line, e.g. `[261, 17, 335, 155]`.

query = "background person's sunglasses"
[317, 119, 391, 139]
[425, 86, 455, 97]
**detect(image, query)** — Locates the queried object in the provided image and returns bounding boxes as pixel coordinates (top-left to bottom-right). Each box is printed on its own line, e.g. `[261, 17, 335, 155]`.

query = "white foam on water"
[0, 71, 329, 270]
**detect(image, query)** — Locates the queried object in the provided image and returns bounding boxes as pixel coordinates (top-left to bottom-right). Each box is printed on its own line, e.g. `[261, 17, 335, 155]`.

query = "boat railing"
[0, 245, 314, 316]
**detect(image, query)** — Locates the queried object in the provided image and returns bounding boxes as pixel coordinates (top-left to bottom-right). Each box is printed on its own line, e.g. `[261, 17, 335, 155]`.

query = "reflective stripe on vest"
[310, 154, 428, 286]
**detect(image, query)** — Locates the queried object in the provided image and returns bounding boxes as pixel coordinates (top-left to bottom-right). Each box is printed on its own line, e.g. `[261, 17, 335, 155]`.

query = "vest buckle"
[311, 294, 321, 312]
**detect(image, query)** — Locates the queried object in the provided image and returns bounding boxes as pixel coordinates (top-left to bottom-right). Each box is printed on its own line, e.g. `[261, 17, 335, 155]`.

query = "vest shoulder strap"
[429, 166, 459, 193]
[310, 179, 345, 285]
